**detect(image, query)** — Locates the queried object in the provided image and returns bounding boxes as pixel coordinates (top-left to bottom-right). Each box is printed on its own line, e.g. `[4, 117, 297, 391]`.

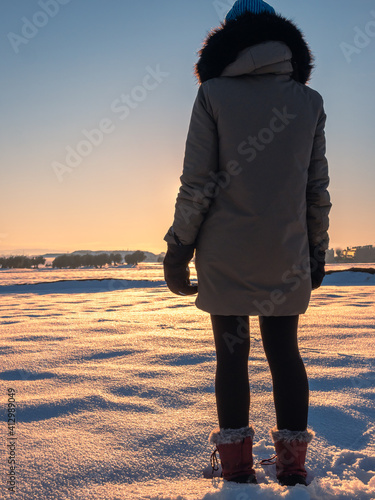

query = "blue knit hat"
[226, 0, 275, 21]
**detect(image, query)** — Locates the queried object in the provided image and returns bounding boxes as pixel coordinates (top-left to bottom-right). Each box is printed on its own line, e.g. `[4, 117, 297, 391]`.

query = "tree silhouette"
[125, 251, 146, 266]
[32, 256, 46, 268]
[335, 248, 342, 260]
[113, 253, 122, 265]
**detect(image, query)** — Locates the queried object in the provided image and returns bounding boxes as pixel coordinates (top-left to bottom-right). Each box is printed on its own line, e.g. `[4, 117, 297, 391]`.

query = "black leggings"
[211, 315, 309, 431]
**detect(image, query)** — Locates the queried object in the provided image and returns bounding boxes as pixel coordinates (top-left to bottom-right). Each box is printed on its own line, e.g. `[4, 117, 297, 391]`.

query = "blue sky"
[1, 0, 374, 254]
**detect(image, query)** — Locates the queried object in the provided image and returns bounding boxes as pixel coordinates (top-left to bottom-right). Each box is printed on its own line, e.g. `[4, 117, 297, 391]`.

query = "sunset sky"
[1, 0, 374, 256]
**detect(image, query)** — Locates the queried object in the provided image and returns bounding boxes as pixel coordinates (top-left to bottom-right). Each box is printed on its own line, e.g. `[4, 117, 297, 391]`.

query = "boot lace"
[209, 448, 277, 476]
[256, 454, 277, 466]
[210, 448, 220, 472]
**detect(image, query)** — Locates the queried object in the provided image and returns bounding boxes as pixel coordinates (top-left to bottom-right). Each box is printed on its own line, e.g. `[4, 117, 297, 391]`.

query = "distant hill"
[43, 250, 165, 263]
[41, 253, 64, 259]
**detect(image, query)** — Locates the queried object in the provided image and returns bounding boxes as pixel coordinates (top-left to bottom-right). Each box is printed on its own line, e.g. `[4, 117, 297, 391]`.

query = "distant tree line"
[0, 255, 46, 269]
[0, 251, 149, 270]
[52, 253, 123, 269]
[52, 251, 147, 269]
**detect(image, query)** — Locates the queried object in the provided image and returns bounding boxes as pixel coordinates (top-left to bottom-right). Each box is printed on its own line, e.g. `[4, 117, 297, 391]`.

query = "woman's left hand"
[310, 245, 326, 290]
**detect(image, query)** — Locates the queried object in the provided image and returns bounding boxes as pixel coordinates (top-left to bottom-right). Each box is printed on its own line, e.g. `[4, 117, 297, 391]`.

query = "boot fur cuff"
[209, 426, 254, 445]
[270, 427, 315, 444]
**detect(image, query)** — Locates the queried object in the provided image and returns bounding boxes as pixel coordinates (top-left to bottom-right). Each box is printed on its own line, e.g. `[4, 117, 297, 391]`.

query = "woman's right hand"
[163, 243, 198, 296]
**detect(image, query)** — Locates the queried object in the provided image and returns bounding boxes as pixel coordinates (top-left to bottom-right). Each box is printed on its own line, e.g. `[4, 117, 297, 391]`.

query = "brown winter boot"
[209, 426, 257, 484]
[271, 428, 315, 486]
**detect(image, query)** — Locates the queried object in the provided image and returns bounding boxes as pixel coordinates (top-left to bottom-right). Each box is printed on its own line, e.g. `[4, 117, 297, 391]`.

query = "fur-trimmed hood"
[195, 12, 314, 85]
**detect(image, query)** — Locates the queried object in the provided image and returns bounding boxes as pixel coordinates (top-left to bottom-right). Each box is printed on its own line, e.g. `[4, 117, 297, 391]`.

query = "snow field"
[0, 264, 374, 499]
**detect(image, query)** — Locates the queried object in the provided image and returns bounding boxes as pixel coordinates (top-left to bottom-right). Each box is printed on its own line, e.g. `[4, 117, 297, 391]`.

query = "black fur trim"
[195, 12, 314, 85]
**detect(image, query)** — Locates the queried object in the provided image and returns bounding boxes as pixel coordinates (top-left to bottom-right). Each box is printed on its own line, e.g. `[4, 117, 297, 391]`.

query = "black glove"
[310, 245, 326, 290]
[163, 241, 198, 296]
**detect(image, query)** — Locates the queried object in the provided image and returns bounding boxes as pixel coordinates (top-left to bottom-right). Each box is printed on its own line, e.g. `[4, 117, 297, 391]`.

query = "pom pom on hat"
[226, 0, 276, 21]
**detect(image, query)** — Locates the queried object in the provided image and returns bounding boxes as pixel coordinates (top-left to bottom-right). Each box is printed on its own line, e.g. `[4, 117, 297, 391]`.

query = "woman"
[163, 0, 331, 487]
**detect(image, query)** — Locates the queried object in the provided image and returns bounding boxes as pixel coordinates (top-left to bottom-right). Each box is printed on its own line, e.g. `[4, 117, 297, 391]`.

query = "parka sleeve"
[164, 82, 219, 246]
[306, 103, 332, 251]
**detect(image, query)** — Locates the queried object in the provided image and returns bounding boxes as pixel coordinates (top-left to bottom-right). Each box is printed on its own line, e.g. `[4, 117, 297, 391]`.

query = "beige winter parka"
[164, 13, 332, 316]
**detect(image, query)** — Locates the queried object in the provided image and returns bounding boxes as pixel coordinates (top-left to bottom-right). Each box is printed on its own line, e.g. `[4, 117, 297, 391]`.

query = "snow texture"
[0, 263, 374, 499]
